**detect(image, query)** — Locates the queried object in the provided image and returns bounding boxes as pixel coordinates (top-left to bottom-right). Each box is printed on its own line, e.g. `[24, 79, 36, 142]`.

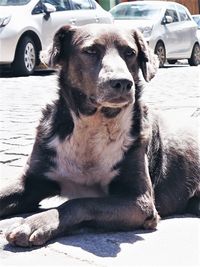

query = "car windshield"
[110, 3, 162, 20]
[0, 0, 31, 6]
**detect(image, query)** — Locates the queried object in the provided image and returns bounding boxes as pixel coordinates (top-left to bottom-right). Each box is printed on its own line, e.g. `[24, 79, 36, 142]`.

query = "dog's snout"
[110, 79, 133, 93]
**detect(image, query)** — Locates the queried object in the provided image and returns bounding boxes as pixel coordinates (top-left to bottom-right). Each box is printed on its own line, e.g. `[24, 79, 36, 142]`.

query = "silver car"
[110, 1, 200, 67]
[192, 14, 200, 43]
[0, 0, 113, 76]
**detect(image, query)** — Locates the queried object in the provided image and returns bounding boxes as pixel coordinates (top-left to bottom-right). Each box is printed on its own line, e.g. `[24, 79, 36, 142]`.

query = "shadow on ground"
[55, 230, 145, 257]
[2, 220, 146, 258]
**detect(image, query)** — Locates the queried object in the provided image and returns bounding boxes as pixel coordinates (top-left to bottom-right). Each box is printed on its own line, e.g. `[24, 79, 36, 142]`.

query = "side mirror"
[43, 3, 56, 13]
[162, 15, 173, 25]
[43, 3, 56, 20]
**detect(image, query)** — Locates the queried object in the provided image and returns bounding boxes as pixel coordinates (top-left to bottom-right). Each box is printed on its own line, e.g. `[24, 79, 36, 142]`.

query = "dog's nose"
[110, 79, 133, 93]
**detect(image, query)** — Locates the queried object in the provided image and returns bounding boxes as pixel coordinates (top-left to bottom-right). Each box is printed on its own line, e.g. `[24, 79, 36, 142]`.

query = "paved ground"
[0, 64, 200, 266]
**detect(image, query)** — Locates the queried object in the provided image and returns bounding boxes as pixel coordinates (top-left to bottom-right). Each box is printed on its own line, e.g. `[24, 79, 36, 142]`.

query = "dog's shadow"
[1, 215, 146, 258]
[3, 232, 144, 258]
[55, 229, 145, 258]
[2, 214, 196, 258]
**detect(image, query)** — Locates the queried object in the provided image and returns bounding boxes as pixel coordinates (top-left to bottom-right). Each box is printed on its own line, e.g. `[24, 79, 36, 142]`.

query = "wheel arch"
[154, 40, 166, 67]
[14, 31, 42, 66]
[188, 42, 200, 66]
[154, 39, 165, 53]
[190, 41, 200, 57]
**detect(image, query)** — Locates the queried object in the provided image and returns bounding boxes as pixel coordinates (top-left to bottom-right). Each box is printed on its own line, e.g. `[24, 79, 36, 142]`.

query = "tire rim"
[194, 45, 200, 65]
[156, 44, 165, 66]
[24, 42, 36, 72]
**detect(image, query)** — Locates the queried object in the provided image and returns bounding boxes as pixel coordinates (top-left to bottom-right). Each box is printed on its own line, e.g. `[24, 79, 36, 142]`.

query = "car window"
[176, 5, 191, 21]
[71, 0, 93, 10]
[32, 0, 44, 14]
[42, 0, 70, 11]
[110, 3, 161, 20]
[0, 0, 31, 5]
[164, 8, 179, 22]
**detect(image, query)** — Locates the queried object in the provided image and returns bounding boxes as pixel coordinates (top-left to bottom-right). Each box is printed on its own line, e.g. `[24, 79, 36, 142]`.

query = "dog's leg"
[5, 194, 159, 247]
[5, 146, 159, 247]
[0, 173, 60, 218]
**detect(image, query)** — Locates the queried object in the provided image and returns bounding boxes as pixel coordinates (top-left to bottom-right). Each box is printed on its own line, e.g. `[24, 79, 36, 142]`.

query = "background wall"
[173, 0, 200, 14]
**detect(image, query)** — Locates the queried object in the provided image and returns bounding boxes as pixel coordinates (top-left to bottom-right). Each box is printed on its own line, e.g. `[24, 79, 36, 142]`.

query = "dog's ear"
[133, 29, 159, 82]
[40, 25, 75, 67]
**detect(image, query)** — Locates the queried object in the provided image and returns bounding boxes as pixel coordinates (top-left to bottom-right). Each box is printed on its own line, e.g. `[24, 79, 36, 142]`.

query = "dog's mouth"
[101, 97, 131, 108]
[89, 95, 133, 109]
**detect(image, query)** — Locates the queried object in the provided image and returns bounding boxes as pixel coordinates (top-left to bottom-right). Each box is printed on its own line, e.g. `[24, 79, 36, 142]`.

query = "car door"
[32, 0, 77, 50]
[70, 0, 98, 26]
[162, 5, 183, 58]
[41, 0, 79, 49]
[175, 4, 196, 57]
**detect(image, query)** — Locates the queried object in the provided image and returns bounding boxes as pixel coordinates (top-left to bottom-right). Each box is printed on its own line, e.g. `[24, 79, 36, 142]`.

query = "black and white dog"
[0, 24, 199, 247]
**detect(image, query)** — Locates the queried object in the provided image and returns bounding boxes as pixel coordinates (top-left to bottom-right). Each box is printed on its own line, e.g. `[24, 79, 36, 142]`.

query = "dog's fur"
[0, 24, 199, 247]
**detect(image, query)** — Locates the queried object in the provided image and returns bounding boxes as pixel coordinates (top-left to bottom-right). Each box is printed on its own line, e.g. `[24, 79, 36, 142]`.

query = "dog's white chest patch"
[47, 107, 133, 198]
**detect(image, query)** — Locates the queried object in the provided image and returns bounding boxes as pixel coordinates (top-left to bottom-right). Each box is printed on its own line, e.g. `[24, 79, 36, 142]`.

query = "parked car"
[110, 1, 200, 67]
[0, 0, 113, 76]
[192, 14, 200, 43]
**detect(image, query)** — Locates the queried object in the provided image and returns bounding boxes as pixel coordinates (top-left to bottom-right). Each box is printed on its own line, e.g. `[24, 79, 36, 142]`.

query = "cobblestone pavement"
[0, 65, 200, 266]
[0, 72, 57, 180]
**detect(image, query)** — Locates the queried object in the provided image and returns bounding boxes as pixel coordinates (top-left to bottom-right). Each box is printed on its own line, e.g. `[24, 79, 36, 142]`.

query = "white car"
[0, 0, 113, 76]
[192, 14, 200, 43]
[110, 1, 200, 67]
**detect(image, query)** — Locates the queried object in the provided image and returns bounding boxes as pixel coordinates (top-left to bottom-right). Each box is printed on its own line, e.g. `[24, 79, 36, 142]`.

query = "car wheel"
[12, 36, 37, 76]
[188, 43, 200, 66]
[167, 59, 177, 64]
[154, 42, 166, 67]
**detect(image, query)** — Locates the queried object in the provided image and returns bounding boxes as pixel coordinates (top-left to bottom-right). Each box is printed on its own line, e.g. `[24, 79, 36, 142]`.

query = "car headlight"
[0, 16, 11, 28]
[141, 26, 153, 38]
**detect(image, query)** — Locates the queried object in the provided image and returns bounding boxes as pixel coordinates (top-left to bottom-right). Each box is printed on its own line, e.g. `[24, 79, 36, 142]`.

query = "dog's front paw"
[6, 221, 51, 247]
[5, 210, 59, 247]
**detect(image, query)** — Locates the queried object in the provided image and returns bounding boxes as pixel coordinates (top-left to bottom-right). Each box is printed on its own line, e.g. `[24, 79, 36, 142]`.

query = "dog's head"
[41, 24, 158, 110]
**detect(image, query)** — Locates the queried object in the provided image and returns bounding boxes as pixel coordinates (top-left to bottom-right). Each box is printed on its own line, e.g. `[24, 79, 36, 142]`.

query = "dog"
[0, 24, 199, 247]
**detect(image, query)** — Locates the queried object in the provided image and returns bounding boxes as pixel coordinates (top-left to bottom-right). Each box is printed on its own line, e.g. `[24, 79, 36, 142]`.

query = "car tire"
[12, 36, 37, 76]
[167, 59, 177, 64]
[188, 43, 200, 66]
[154, 42, 166, 68]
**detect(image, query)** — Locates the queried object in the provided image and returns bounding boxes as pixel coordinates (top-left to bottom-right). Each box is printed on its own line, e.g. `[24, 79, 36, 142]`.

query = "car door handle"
[70, 18, 76, 25]
[95, 16, 100, 23]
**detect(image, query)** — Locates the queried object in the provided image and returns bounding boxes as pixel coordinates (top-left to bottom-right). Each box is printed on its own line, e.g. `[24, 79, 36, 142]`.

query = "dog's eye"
[124, 48, 136, 57]
[84, 47, 97, 55]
